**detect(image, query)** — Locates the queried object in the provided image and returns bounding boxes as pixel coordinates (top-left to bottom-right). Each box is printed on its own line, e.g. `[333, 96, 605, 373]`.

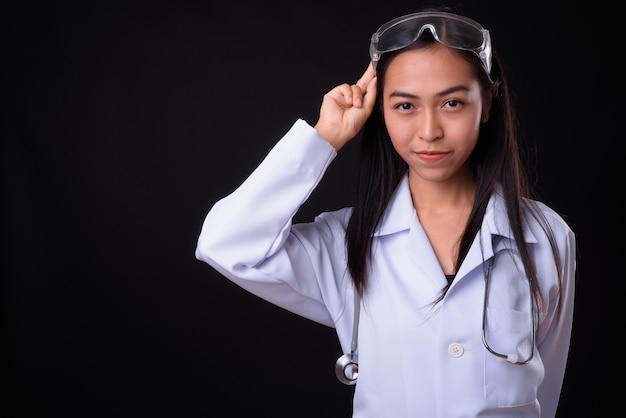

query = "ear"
[481, 95, 492, 123]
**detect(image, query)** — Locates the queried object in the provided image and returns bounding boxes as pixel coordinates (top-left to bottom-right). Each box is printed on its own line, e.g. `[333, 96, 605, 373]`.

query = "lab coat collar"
[372, 175, 539, 279]
[372, 175, 416, 237]
[458, 189, 539, 280]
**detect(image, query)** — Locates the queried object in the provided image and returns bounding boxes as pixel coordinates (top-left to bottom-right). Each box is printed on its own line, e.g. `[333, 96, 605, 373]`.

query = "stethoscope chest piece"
[335, 291, 361, 385]
[335, 352, 358, 385]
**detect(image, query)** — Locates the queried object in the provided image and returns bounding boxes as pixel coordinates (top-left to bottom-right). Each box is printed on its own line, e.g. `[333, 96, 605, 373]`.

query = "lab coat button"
[448, 342, 464, 358]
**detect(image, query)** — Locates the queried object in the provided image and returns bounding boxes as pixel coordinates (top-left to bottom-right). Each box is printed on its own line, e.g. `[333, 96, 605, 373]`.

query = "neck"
[409, 171, 477, 214]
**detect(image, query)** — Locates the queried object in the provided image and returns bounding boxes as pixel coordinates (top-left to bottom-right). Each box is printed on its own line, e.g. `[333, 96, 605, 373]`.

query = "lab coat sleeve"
[195, 119, 342, 327]
[535, 213, 577, 418]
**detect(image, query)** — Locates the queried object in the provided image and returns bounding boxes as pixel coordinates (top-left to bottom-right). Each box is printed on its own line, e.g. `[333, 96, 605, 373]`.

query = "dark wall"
[2, 1, 611, 417]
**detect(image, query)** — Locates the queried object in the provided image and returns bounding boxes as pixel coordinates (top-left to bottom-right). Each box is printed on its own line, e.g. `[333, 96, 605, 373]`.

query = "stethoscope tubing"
[481, 255, 536, 365]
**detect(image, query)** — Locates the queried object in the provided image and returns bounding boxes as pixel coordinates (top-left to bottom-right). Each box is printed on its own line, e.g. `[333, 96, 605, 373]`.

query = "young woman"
[195, 7, 576, 417]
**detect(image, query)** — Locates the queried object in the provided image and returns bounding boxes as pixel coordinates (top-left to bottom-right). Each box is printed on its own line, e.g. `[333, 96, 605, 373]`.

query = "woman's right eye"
[394, 102, 414, 111]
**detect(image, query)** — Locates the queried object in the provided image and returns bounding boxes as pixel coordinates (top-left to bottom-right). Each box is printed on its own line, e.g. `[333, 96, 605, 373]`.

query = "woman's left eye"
[445, 99, 462, 108]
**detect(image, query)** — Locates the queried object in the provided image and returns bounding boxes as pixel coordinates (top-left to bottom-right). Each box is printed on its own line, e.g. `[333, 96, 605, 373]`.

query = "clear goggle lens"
[370, 12, 492, 74]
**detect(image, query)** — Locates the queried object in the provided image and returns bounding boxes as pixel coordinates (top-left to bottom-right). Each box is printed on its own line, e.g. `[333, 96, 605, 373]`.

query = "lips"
[415, 151, 449, 163]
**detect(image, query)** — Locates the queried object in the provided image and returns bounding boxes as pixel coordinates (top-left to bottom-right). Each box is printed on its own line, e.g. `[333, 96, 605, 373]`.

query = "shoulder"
[289, 207, 353, 254]
[315, 207, 353, 229]
[291, 207, 353, 239]
[522, 198, 576, 248]
[523, 198, 573, 232]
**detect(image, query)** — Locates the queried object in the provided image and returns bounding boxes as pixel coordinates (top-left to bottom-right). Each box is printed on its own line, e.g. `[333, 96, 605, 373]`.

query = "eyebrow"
[388, 84, 471, 99]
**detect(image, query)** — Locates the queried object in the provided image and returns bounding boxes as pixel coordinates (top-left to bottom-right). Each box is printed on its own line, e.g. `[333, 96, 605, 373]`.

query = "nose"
[417, 109, 443, 142]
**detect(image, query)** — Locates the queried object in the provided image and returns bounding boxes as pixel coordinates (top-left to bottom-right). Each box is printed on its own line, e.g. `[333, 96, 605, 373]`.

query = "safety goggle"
[369, 11, 492, 75]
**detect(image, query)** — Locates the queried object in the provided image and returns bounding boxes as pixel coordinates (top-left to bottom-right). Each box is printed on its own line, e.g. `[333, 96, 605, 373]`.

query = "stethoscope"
[335, 291, 361, 385]
[334, 248, 536, 385]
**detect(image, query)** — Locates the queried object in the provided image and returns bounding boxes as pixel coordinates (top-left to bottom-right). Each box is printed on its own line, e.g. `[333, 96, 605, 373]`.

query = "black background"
[2, 1, 615, 417]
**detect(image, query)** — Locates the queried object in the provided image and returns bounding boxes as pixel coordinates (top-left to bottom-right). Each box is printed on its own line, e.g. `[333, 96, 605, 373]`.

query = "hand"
[314, 63, 377, 151]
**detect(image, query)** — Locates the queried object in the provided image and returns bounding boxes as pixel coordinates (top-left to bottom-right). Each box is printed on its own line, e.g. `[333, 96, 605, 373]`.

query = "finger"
[350, 84, 364, 107]
[362, 76, 377, 111]
[336, 83, 356, 106]
[354, 68, 378, 109]
[355, 62, 376, 91]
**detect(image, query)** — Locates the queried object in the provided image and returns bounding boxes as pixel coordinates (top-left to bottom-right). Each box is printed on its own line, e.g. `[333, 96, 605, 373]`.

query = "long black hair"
[345, 8, 564, 315]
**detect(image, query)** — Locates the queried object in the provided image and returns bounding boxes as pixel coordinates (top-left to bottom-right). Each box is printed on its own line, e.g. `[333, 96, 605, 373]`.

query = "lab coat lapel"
[408, 215, 448, 285]
[374, 181, 535, 289]
[451, 190, 517, 288]
[374, 176, 447, 286]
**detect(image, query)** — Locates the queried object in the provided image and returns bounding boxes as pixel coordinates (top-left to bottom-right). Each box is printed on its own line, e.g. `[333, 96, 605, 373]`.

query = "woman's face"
[382, 43, 487, 186]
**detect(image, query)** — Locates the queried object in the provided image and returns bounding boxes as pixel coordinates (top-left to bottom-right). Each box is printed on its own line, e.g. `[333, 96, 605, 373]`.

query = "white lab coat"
[195, 119, 576, 418]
